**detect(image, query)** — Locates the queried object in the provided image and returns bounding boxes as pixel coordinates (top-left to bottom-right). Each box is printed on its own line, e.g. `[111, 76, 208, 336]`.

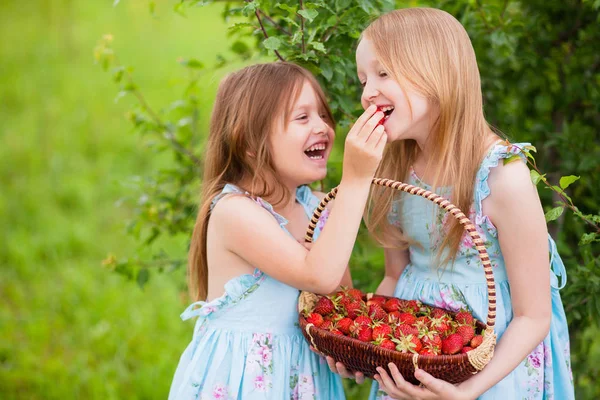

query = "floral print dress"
[371, 143, 574, 399]
[169, 184, 345, 400]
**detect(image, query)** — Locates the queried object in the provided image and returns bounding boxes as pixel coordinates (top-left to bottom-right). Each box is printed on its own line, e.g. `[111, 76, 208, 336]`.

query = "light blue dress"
[169, 184, 345, 400]
[370, 143, 575, 399]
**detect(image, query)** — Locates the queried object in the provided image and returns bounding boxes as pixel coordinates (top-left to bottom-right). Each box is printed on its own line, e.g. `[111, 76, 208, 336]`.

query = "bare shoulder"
[311, 189, 335, 208]
[487, 157, 535, 204]
[210, 193, 278, 229]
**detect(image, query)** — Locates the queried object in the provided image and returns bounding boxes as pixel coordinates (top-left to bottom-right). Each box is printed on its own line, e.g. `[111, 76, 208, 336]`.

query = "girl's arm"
[374, 160, 552, 399]
[376, 248, 409, 296]
[211, 107, 387, 295]
[458, 158, 551, 397]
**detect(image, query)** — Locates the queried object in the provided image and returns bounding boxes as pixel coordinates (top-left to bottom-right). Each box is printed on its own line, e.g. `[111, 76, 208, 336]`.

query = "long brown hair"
[188, 62, 334, 301]
[363, 8, 498, 266]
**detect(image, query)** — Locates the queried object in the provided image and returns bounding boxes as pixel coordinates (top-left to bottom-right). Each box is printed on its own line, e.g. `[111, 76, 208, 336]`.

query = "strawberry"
[354, 315, 372, 326]
[336, 317, 353, 335]
[392, 334, 423, 354]
[320, 319, 333, 330]
[368, 303, 387, 322]
[354, 325, 373, 342]
[367, 295, 387, 306]
[395, 324, 419, 338]
[441, 333, 464, 355]
[455, 309, 474, 325]
[306, 313, 324, 328]
[461, 346, 474, 353]
[346, 288, 364, 301]
[470, 335, 483, 349]
[419, 347, 438, 356]
[342, 300, 364, 319]
[402, 300, 421, 314]
[330, 329, 344, 336]
[399, 313, 417, 326]
[314, 296, 335, 316]
[430, 316, 452, 337]
[372, 323, 393, 340]
[387, 311, 401, 324]
[376, 338, 397, 350]
[456, 325, 475, 346]
[375, 106, 387, 126]
[420, 330, 442, 349]
[383, 298, 401, 313]
[430, 308, 449, 320]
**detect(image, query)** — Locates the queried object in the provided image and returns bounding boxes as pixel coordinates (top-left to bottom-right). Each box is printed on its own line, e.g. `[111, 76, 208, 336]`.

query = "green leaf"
[311, 41, 326, 53]
[524, 145, 537, 153]
[545, 206, 564, 222]
[503, 154, 521, 165]
[298, 9, 319, 22]
[559, 175, 580, 190]
[137, 268, 150, 288]
[149, 1, 156, 16]
[263, 37, 282, 51]
[231, 41, 251, 57]
[276, 3, 297, 14]
[321, 62, 333, 81]
[178, 58, 204, 69]
[530, 170, 545, 186]
[580, 233, 599, 245]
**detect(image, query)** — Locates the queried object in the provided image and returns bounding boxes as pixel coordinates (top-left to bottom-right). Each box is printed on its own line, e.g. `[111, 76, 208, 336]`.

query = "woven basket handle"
[304, 178, 497, 330]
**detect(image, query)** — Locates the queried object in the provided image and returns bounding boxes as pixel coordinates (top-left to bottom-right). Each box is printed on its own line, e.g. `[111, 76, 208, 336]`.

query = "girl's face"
[269, 80, 335, 189]
[356, 38, 433, 144]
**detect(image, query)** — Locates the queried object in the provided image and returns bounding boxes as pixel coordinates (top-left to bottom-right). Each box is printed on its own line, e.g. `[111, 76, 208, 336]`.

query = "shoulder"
[210, 193, 278, 228]
[311, 189, 336, 209]
[487, 155, 533, 201]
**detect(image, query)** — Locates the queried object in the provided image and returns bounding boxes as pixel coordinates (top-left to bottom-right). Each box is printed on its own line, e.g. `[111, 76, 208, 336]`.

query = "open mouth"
[377, 105, 395, 125]
[304, 141, 328, 160]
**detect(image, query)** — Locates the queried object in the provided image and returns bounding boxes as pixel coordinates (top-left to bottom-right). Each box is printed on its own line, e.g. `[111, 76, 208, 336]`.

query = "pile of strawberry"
[303, 288, 483, 356]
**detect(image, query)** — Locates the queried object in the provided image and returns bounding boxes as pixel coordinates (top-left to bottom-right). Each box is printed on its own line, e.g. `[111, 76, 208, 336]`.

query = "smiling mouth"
[304, 142, 327, 160]
[377, 105, 395, 124]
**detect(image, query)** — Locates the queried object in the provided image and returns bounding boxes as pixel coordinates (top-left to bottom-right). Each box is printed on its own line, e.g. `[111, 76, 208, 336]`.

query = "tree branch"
[259, 10, 291, 36]
[254, 9, 285, 61]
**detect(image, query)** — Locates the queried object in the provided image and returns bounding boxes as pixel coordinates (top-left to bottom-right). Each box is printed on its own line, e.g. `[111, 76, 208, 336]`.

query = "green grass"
[0, 1, 240, 398]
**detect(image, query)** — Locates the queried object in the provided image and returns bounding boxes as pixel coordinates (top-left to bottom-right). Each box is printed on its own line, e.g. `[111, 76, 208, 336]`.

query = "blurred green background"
[1, 1, 598, 399]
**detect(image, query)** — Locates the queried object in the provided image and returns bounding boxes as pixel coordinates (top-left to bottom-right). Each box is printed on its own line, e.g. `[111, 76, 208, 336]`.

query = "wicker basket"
[298, 178, 497, 384]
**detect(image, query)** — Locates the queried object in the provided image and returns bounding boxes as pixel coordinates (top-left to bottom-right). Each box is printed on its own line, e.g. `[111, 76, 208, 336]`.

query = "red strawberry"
[456, 325, 475, 346]
[383, 298, 401, 313]
[461, 346, 474, 353]
[392, 334, 423, 354]
[420, 330, 442, 349]
[387, 311, 401, 324]
[441, 333, 464, 355]
[419, 348, 438, 356]
[395, 324, 419, 338]
[354, 325, 373, 342]
[375, 106, 387, 126]
[346, 288, 364, 300]
[455, 309, 474, 325]
[430, 316, 452, 337]
[430, 308, 448, 320]
[320, 319, 333, 330]
[399, 313, 417, 326]
[402, 300, 421, 314]
[354, 315, 372, 326]
[368, 303, 387, 322]
[343, 300, 364, 319]
[470, 335, 483, 349]
[306, 313, 324, 327]
[330, 329, 344, 336]
[376, 338, 397, 350]
[336, 317, 353, 335]
[314, 297, 335, 316]
[372, 323, 393, 340]
[367, 295, 386, 306]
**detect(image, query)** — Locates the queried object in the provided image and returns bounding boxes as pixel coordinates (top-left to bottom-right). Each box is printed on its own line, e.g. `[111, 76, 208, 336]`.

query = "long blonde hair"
[363, 8, 497, 265]
[188, 62, 335, 301]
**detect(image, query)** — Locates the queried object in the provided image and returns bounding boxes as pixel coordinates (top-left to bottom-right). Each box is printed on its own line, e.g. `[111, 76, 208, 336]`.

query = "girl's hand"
[374, 364, 475, 400]
[325, 357, 365, 384]
[342, 104, 387, 183]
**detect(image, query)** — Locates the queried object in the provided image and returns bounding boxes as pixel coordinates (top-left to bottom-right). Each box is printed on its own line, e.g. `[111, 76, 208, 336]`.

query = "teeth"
[380, 106, 395, 112]
[305, 143, 327, 152]
[308, 155, 323, 160]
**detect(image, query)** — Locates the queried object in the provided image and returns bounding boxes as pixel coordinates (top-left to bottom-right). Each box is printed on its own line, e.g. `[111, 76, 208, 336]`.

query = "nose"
[313, 115, 331, 136]
[361, 82, 380, 107]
